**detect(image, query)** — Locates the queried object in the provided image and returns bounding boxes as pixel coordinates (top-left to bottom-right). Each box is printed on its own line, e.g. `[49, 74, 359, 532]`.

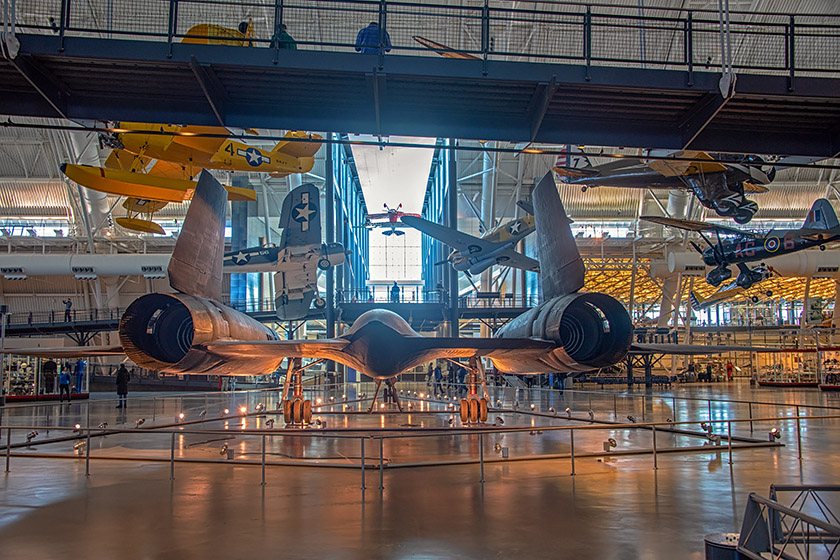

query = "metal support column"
[325, 133, 336, 345]
[447, 139, 459, 337]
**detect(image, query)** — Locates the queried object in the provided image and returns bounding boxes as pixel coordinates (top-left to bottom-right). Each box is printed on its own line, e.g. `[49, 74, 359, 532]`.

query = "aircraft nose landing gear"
[734, 200, 759, 224]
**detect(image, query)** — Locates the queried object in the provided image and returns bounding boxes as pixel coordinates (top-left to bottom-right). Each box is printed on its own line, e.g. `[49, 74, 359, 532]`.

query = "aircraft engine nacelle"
[119, 293, 281, 375]
[495, 292, 632, 372]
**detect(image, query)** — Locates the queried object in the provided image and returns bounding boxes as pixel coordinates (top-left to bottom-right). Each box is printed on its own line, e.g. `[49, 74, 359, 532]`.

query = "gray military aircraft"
[401, 213, 538, 275]
[223, 183, 345, 320]
[17, 172, 765, 425]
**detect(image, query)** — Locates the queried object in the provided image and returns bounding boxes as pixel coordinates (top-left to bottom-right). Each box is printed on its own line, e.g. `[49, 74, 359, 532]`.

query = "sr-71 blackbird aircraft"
[224, 183, 346, 320]
[644, 198, 840, 290]
[554, 146, 818, 224]
[401, 213, 538, 275]
[62, 122, 321, 234]
[15, 172, 766, 425]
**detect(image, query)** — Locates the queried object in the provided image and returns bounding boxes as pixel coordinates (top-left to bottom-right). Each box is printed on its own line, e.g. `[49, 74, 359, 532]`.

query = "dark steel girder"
[2, 34, 840, 156]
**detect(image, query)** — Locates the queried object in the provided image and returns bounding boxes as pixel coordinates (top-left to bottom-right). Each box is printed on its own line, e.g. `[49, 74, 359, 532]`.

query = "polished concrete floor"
[0, 381, 839, 559]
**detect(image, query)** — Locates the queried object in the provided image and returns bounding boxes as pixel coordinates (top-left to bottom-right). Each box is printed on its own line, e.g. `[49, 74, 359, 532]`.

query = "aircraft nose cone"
[59, 163, 67, 174]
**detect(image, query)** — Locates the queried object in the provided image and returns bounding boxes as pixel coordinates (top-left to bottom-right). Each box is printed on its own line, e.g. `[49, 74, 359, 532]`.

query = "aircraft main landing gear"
[280, 357, 322, 426]
[457, 356, 491, 424]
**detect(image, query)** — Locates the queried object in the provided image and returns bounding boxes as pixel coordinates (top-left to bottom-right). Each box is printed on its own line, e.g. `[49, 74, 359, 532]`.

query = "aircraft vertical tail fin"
[167, 171, 227, 300]
[279, 183, 322, 249]
[689, 291, 704, 311]
[553, 145, 597, 181]
[533, 172, 585, 299]
[802, 199, 839, 230]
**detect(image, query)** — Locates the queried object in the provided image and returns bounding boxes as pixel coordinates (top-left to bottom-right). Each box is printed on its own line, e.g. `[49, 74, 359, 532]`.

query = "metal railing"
[739, 486, 840, 560]
[5, 0, 839, 77]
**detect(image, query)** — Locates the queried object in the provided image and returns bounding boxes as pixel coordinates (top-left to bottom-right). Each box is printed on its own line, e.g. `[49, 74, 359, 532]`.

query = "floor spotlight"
[769, 427, 781, 441]
[219, 442, 229, 456]
[199, 410, 207, 419]
[223, 408, 230, 415]
[26, 431, 38, 442]
[496, 416, 504, 425]
[74, 441, 86, 455]
[98, 422, 108, 430]
[239, 406, 247, 415]
[177, 412, 185, 421]
[134, 418, 145, 428]
[73, 423, 82, 433]
[626, 415, 636, 423]
[588, 410, 594, 421]
[265, 419, 275, 428]
[530, 403, 536, 411]
[565, 407, 571, 418]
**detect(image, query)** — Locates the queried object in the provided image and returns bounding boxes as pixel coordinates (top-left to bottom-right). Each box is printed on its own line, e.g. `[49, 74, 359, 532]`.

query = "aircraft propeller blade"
[434, 259, 449, 266]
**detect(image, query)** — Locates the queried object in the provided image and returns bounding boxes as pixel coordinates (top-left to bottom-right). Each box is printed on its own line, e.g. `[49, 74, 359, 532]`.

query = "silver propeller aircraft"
[401, 213, 538, 275]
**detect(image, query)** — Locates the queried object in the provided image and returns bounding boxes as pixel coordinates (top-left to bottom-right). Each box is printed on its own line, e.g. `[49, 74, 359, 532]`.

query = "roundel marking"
[764, 236, 780, 253]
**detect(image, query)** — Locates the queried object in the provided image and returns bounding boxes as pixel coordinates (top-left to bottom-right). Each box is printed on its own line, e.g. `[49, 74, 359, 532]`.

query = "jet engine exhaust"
[119, 293, 280, 374]
[495, 292, 631, 372]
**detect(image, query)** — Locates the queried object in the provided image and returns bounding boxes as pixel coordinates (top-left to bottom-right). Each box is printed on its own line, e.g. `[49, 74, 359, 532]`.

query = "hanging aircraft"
[644, 198, 840, 290]
[16, 172, 767, 425]
[401, 213, 538, 275]
[553, 146, 819, 224]
[364, 204, 421, 235]
[689, 281, 775, 311]
[223, 183, 346, 320]
[61, 122, 322, 234]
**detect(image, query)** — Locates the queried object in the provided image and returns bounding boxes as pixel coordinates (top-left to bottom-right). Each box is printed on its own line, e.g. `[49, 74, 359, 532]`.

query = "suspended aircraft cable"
[3, 120, 839, 172]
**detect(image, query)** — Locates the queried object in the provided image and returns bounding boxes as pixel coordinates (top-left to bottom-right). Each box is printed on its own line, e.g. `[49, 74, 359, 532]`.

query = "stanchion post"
[153, 397, 156, 421]
[642, 395, 646, 422]
[708, 400, 712, 421]
[613, 394, 617, 419]
[652, 424, 657, 469]
[261, 434, 266, 485]
[170, 432, 175, 480]
[85, 429, 91, 476]
[796, 405, 802, 461]
[570, 429, 575, 476]
[5, 427, 10, 472]
[479, 432, 485, 484]
[727, 421, 733, 465]
[360, 438, 366, 490]
[748, 402, 753, 433]
[673, 397, 677, 421]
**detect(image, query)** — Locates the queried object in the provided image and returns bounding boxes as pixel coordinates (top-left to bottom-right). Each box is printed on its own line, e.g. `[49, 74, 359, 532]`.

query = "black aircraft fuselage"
[702, 229, 840, 267]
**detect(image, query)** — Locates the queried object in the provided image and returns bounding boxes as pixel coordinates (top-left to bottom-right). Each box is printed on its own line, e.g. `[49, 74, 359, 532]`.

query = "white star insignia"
[232, 251, 249, 264]
[509, 221, 521, 234]
[246, 150, 262, 165]
[295, 204, 315, 222]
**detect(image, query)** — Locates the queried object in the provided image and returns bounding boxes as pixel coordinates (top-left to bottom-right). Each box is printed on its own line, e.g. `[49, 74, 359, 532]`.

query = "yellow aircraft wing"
[104, 148, 151, 172]
[171, 125, 229, 153]
[646, 151, 728, 177]
[62, 163, 256, 203]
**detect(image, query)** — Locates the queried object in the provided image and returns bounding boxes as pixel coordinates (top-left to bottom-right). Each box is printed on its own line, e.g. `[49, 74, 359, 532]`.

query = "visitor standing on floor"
[58, 366, 71, 404]
[73, 358, 85, 393]
[116, 364, 131, 408]
[62, 298, 72, 322]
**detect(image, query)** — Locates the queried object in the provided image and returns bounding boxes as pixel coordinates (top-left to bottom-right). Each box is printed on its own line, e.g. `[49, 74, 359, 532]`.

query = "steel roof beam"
[189, 56, 227, 127]
[7, 54, 69, 120]
[678, 92, 730, 150]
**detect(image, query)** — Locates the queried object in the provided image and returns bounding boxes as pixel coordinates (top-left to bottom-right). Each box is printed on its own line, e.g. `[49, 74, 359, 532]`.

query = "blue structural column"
[325, 133, 336, 357]
[229, 174, 250, 310]
[447, 138, 459, 337]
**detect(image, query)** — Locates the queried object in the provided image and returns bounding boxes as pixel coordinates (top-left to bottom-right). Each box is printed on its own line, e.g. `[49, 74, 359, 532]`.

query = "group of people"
[43, 358, 86, 404]
[267, 21, 392, 54]
[687, 361, 735, 383]
[427, 361, 468, 396]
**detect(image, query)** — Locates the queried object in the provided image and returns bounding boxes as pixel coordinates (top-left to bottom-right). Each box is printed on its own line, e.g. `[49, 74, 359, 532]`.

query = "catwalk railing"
[5, 0, 839, 76]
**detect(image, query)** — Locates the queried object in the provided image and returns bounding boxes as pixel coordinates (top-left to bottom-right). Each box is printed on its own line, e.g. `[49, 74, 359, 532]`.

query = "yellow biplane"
[62, 122, 322, 234]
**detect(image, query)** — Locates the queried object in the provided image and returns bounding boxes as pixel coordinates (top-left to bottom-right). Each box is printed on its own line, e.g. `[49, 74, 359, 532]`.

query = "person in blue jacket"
[58, 366, 72, 404]
[355, 22, 391, 54]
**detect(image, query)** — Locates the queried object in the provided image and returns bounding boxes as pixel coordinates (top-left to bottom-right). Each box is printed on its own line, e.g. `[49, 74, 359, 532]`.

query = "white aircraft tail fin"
[553, 145, 597, 181]
[803, 199, 839, 230]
